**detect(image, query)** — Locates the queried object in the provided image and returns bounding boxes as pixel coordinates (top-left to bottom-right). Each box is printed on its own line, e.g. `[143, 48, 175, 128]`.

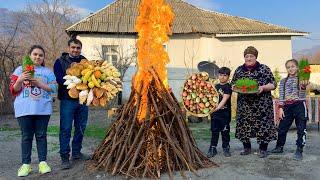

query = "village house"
[66, 0, 309, 100]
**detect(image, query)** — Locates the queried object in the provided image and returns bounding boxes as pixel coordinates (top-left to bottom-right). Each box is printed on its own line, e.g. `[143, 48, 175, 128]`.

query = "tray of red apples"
[181, 72, 219, 117]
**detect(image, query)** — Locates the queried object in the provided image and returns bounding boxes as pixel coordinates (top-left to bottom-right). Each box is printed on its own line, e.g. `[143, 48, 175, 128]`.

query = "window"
[163, 44, 167, 52]
[102, 45, 119, 65]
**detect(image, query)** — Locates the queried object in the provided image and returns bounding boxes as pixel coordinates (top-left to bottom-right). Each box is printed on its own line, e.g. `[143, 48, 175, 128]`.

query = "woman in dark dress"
[231, 46, 277, 158]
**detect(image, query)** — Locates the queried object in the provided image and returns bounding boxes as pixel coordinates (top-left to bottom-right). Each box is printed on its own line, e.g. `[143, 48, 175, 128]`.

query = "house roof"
[66, 0, 308, 37]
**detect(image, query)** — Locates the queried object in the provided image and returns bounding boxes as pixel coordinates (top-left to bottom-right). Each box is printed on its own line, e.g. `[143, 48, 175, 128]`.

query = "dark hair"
[68, 38, 82, 47]
[28, 45, 45, 66]
[218, 67, 231, 76]
[282, 58, 299, 99]
[285, 58, 299, 67]
[244, 46, 258, 58]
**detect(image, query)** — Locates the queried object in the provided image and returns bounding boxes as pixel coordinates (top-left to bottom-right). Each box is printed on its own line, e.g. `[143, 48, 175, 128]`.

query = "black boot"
[258, 150, 268, 158]
[240, 142, 251, 155]
[223, 147, 231, 157]
[60, 154, 71, 170]
[240, 148, 251, 155]
[293, 147, 303, 161]
[61, 158, 71, 170]
[207, 146, 217, 158]
[271, 146, 284, 154]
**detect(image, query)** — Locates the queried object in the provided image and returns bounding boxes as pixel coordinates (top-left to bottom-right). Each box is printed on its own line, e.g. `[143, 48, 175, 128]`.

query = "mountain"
[293, 45, 320, 64]
[0, 8, 9, 14]
[293, 45, 320, 58]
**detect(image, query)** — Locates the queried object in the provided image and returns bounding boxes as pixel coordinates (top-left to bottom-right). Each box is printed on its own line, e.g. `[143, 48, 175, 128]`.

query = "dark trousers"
[59, 99, 88, 159]
[210, 113, 231, 148]
[17, 115, 50, 164]
[210, 125, 230, 148]
[276, 101, 308, 148]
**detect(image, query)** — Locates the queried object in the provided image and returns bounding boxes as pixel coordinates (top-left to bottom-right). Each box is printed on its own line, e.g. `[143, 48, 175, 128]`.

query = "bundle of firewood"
[88, 70, 217, 178]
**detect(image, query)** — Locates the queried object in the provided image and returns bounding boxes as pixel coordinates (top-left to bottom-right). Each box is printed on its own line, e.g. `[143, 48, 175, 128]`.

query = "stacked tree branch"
[89, 71, 217, 178]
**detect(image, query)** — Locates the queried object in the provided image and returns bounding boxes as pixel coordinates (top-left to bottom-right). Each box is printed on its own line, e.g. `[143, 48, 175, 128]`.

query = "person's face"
[286, 61, 298, 76]
[68, 42, 82, 57]
[244, 54, 257, 66]
[218, 73, 229, 84]
[30, 48, 44, 66]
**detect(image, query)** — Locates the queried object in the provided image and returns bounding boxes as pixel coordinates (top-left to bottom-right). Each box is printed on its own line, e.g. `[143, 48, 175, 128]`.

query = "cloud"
[185, 0, 221, 11]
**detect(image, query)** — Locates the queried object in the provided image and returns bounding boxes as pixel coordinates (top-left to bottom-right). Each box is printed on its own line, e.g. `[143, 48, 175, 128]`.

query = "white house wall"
[76, 33, 294, 101]
[77, 34, 138, 61]
[212, 36, 293, 74]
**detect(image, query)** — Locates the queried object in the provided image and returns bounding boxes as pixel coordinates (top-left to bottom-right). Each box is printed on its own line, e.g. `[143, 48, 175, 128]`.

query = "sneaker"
[240, 148, 251, 155]
[207, 146, 217, 158]
[293, 147, 303, 161]
[39, 161, 51, 174]
[223, 148, 231, 157]
[61, 159, 71, 170]
[258, 150, 268, 158]
[72, 153, 91, 161]
[271, 146, 284, 154]
[17, 164, 32, 177]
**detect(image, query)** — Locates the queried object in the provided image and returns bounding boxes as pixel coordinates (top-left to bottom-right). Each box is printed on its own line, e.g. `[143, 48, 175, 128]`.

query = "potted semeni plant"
[233, 78, 259, 94]
[298, 58, 311, 87]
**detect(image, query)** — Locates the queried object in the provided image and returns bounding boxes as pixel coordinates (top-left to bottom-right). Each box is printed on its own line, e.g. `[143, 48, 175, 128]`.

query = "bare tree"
[0, 13, 24, 114]
[20, 0, 76, 67]
[0, 0, 82, 115]
[94, 44, 137, 80]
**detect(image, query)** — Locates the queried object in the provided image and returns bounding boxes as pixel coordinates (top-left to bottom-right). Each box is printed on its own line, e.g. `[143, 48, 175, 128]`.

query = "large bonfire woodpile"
[89, 0, 217, 178]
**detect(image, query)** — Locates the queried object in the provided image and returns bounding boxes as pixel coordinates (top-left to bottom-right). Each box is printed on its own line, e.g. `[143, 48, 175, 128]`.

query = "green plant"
[272, 68, 281, 99]
[235, 78, 258, 92]
[298, 58, 311, 80]
[22, 55, 34, 77]
[273, 68, 281, 85]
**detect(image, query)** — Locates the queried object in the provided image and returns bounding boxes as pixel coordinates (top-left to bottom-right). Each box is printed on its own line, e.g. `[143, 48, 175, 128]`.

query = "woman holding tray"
[231, 46, 277, 158]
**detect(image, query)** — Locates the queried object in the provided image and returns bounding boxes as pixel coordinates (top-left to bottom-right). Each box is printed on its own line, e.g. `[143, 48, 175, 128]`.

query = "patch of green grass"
[47, 125, 109, 140]
[84, 125, 109, 139]
[47, 126, 60, 136]
[49, 142, 59, 152]
[188, 120, 236, 140]
[0, 124, 19, 131]
[2, 132, 20, 141]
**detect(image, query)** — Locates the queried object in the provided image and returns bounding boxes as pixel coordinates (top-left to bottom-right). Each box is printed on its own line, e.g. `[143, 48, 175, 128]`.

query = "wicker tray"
[181, 72, 219, 117]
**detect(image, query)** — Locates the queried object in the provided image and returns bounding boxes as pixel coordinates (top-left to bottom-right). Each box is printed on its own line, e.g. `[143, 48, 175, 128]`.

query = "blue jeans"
[17, 115, 50, 164]
[59, 99, 88, 160]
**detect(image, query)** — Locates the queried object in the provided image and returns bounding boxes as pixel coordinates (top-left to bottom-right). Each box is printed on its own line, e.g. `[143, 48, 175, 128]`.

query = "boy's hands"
[214, 105, 223, 112]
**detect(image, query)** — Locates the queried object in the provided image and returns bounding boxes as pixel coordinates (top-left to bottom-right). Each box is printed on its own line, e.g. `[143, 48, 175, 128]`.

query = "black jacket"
[53, 53, 86, 100]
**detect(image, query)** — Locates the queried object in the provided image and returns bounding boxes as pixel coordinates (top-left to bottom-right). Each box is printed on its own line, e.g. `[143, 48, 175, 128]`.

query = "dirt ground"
[0, 110, 320, 180]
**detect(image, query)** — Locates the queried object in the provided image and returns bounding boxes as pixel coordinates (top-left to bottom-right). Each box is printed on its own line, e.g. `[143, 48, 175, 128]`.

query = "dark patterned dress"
[231, 62, 277, 144]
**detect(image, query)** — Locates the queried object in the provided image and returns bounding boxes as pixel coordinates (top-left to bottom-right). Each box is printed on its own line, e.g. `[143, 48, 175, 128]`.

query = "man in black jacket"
[53, 38, 90, 169]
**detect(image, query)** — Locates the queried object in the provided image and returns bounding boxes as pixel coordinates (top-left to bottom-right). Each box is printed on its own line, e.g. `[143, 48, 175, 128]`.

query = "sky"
[0, 0, 319, 52]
